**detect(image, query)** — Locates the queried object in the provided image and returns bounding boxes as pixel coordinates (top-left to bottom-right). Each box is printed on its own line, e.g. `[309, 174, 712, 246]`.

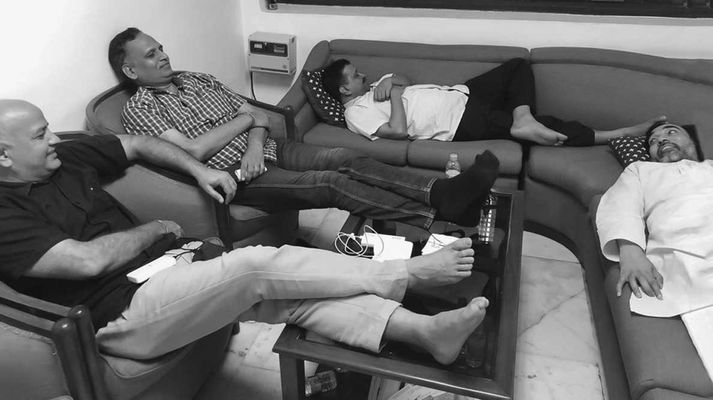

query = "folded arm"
[372, 73, 411, 102]
[236, 103, 270, 182]
[159, 112, 257, 162]
[374, 86, 408, 140]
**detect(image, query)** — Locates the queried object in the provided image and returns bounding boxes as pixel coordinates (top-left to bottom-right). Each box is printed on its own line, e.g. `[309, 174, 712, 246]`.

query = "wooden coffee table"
[273, 190, 524, 400]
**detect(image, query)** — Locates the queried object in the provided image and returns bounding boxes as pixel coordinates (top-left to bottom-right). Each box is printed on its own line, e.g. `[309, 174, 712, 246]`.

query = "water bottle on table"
[445, 153, 461, 178]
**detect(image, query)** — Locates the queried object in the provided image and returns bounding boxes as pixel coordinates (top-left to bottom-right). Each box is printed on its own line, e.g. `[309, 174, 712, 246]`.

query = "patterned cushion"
[608, 136, 650, 167]
[300, 69, 346, 127]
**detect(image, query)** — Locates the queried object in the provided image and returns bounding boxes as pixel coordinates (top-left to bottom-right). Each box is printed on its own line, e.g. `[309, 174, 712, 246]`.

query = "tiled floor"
[197, 209, 607, 400]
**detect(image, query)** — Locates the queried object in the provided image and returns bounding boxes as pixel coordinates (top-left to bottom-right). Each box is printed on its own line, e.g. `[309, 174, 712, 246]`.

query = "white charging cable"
[333, 224, 384, 258]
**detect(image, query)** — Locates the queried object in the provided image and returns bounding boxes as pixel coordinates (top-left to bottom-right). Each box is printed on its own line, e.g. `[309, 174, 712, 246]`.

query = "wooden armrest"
[0, 283, 71, 321]
[0, 297, 96, 399]
[245, 97, 296, 141]
[0, 302, 58, 336]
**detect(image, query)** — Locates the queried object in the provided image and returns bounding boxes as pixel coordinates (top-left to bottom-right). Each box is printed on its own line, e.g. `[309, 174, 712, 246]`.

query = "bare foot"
[420, 297, 489, 364]
[405, 237, 474, 290]
[510, 112, 568, 145]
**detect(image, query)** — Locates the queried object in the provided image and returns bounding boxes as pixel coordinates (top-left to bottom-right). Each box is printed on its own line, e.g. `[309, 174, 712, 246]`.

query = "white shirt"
[344, 74, 468, 141]
[597, 160, 713, 316]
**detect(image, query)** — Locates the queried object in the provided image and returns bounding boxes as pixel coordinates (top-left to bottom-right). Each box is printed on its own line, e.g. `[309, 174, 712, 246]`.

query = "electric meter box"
[248, 32, 296, 75]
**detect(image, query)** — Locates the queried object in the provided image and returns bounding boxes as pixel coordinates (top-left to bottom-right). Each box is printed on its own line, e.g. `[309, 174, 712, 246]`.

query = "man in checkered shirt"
[110, 28, 499, 230]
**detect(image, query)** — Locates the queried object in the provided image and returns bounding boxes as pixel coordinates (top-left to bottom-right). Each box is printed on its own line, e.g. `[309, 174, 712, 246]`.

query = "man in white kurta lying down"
[596, 120, 713, 316]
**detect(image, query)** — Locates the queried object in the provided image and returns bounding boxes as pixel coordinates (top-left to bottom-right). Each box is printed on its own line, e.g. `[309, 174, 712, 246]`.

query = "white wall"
[0, 0, 245, 131]
[238, 1, 713, 104]
[2, 1, 712, 128]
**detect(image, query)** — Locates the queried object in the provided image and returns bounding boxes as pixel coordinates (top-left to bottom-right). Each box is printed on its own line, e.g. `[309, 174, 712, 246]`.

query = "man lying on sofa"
[596, 120, 713, 317]
[109, 27, 498, 231]
[0, 98, 489, 364]
[323, 58, 663, 147]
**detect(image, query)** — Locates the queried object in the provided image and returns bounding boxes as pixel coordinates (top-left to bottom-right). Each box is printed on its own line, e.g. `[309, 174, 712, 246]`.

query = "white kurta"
[596, 159, 713, 317]
[344, 74, 468, 141]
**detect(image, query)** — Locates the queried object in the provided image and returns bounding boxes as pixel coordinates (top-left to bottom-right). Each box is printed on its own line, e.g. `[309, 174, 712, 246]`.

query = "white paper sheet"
[681, 305, 713, 384]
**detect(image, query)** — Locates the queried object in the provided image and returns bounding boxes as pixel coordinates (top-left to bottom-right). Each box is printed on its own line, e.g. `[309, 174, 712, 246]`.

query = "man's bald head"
[0, 100, 61, 183]
[0, 99, 42, 139]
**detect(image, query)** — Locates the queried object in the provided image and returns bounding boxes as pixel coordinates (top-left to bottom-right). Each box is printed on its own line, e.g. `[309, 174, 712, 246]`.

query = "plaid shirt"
[122, 72, 277, 169]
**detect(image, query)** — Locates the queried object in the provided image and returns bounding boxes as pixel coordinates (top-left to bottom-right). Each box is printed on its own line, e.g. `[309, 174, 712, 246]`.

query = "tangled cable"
[333, 224, 384, 258]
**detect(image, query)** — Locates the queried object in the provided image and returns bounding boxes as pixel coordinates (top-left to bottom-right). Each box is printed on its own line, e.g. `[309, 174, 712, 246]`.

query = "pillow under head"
[608, 136, 651, 167]
[608, 124, 701, 167]
[300, 69, 346, 127]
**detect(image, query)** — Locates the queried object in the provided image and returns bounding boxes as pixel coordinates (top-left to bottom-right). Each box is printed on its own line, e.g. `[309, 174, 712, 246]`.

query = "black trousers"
[453, 58, 594, 146]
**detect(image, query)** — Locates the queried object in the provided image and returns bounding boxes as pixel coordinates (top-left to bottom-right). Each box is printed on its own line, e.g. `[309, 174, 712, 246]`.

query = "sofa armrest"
[85, 82, 135, 136]
[277, 40, 331, 142]
[0, 283, 95, 400]
[245, 97, 296, 141]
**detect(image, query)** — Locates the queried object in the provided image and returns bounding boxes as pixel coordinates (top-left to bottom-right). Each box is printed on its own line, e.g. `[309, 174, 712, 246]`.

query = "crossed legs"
[96, 238, 488, 365]
[235, 141, 498, 229]
[456, 58, 665, 146]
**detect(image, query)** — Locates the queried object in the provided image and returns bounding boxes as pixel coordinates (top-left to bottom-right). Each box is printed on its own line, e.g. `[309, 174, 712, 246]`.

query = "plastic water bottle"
[445, 153, 461, 178]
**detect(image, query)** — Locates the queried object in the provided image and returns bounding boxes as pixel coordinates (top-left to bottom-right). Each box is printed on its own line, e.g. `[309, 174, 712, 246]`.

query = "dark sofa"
[277, 39, 713, 400]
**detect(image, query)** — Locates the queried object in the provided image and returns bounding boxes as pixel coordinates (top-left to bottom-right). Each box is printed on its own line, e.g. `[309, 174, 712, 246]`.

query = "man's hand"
[155, 219, 185, 239]
[374, 85, 408, 140]
[373, 77, 394, 102]
[617, 240, 664, 299]
[240, 147, 266, 182]
[248, 109, 270, 127]
[194, 167, 237, 204]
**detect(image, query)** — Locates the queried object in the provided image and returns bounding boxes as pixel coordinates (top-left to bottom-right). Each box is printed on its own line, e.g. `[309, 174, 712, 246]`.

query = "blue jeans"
[235, 140, 438, 229]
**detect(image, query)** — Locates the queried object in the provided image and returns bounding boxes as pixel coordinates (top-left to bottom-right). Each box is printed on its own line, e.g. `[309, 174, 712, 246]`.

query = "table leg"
[279, 354, 306, 400]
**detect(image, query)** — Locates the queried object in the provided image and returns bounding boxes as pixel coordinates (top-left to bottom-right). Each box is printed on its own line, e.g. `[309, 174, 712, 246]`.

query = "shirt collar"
[344, 96, 359, 107]
[0, 180, 34, 195]
[144, 73, 185, 94]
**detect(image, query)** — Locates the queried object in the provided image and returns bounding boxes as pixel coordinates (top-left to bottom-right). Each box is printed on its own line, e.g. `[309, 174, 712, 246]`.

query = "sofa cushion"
[609, 136, 651, 167]
[300, 69, 346, 127]
[407, 139, 522, 176]
[527, 146, 623, 207]
[604, 266, 713, 399]
[303, 123, 408, 166]
[101, 325, 231, 400]
[0, 321, 69, 399]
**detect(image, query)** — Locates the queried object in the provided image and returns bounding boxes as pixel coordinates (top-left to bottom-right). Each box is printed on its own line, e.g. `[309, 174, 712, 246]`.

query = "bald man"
[0, 99, 488, 364]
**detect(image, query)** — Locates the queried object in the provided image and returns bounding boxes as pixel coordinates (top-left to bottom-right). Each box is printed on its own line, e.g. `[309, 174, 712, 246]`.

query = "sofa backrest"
[531, 47, 713, 159]
[327, 39, 530, 86]
[85, 83, 136, 135]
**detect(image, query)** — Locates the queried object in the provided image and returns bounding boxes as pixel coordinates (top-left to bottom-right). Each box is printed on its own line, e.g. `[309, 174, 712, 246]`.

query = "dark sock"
[431, 150, 499, 226]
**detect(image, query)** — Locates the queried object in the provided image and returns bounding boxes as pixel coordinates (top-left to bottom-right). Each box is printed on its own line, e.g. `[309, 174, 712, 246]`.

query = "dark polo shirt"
[0, 135, 176, 330]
